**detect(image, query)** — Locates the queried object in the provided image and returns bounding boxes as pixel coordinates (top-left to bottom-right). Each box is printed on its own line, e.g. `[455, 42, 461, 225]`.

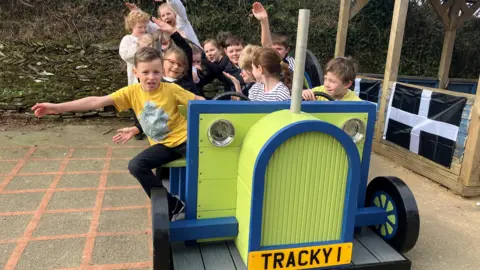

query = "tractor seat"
[163, 158, 186, 168]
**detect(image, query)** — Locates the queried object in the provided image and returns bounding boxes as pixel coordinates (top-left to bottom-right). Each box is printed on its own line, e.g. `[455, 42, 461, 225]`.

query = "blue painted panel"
[247, 120, 362, 252]
[169, 217, 238, 242]
[179, 167, 186, 202]
[354, 207, 388, 227]
[257, 240, 344, 251]
[169, 168, 180, 196]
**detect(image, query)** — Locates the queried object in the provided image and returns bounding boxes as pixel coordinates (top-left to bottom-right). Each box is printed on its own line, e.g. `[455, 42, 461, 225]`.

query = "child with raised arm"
[302, 57, 361, 101]
[156, 0, 201, 47]
[32, 47, 205, 219]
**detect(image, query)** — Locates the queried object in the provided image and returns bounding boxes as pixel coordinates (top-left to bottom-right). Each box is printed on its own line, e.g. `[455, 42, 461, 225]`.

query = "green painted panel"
[199, 114, 266, 147]
[261, 132, 348, 246]
[235, 174, 253, 263]
[310, 112, 368, 159]
[199, 147, 240, 179]
[198, 179, 236, 211]
[197, 209, 236, 219]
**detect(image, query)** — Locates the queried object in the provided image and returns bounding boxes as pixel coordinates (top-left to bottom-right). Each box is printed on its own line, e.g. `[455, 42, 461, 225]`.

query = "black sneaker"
[170, 200, 185, 221]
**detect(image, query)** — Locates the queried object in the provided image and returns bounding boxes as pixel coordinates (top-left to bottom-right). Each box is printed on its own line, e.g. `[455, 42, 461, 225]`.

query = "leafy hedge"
[0, 0, 478, 79]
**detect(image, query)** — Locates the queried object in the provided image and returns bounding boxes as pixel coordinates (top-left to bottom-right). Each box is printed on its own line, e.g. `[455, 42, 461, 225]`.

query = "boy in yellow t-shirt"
[32, 47, 204, 219]
[302, 57, 362, 102]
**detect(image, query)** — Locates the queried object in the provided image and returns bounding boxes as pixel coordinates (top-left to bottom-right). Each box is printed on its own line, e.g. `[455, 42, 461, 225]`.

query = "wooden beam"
[453, 0, 480, 29]
[349, 0, 371, 20]
[429, 0, 452, 27]
[374, 0, 409, 143]
[335, 0, 351, 57]
[438, 29, 457, 89]
[459, 76, 480, 187]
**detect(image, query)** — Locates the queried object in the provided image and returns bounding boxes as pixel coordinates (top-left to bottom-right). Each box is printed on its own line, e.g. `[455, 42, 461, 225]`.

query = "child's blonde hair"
[157, 3, 176, 25]
[124, 10, 150, 32]
[238, 44, 261, 71]
[137, 33, 154, 49]
[163, 45, 188, 76]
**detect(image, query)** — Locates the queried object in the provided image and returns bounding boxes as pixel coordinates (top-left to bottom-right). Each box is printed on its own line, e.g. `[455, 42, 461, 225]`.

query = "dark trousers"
[128, 142, 186, 213]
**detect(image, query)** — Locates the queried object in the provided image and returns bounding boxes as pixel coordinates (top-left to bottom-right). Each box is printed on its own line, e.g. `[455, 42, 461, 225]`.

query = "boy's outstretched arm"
[252, 2, 272, 48]
[32, 96, 114, 118]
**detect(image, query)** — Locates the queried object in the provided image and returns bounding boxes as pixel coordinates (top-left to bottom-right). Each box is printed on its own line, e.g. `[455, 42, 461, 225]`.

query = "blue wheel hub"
[370, 191, 398, 240]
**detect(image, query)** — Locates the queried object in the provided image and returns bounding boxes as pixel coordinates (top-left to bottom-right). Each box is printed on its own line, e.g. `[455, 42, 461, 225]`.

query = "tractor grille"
[261, 132, 349, 246]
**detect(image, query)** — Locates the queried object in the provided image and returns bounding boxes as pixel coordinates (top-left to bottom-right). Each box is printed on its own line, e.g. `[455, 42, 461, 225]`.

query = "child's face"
[163, 55, 185, 79]
[323, 72, 352, 98]
[272, 44, 289, 59]
[132, 22, 148, 37]
[204, 42, 222, 62]
[134, 59, 163, 92]
[159, 7, 176, 26]
[225, 45, 244, 65]
[192, 53, 202, 67]
[240, 69, 256, 83]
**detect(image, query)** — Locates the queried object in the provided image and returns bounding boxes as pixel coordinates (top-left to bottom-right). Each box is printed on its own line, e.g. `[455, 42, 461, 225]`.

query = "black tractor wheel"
[152, 187, 173, 270]
[365, 176, 420, 254]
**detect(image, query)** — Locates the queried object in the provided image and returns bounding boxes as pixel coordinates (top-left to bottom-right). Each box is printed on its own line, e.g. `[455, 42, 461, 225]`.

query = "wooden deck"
[171, 228, 411, 270]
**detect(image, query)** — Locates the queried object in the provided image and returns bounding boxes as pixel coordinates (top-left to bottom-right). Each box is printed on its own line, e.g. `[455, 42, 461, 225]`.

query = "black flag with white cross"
[383, 83, 467, 168]
[349, 78, 382, 104]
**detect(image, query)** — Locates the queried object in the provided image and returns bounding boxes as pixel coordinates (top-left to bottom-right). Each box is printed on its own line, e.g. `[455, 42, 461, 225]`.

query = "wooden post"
[459, 76, 480, 187]
[430, 0, 480, 89]
[334, 0, 351, 58]
[374, 0, 409, 143]
[438, 30, 457, 89]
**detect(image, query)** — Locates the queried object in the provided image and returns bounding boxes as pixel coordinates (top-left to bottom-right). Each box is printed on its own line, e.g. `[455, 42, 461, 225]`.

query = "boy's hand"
[302, 89, 316, 101]
[252, 2, 268, 21]
[152, 17, 175, 35]
[125, 2, 139, 11]
[31, 103, 60, 117]
[112, 127, 139, 144]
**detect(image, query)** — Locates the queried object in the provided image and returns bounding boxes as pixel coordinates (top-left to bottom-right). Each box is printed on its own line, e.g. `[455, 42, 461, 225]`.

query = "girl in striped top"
[248, 48, 292, 101]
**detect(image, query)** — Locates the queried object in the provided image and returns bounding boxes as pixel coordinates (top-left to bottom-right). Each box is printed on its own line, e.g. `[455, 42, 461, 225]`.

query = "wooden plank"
[374, 141, 461, 190]
[334, 0, 351, 57]
[349, 0, 371, 20]
[351, 238, 379, 265]
[199, 241, 236, 270]
[374, 0, 409, 143]
[355, 228, 405, 262]
[459, 77, 480, 187]
[357, 73, 478, 84]
[438, 29, 457, 89]
[227, 241, 247, 270]
[394, 81, 476, 99]
[172, 242, 205, 270]
[356, 75, 383, 82]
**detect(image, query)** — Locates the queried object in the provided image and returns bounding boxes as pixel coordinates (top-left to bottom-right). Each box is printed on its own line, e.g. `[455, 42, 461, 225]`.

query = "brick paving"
[0, 146, 153, 270]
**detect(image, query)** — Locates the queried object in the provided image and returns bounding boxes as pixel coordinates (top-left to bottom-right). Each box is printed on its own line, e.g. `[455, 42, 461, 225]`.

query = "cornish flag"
[383, 83, 467, 168]
[352, 78, 382, 104]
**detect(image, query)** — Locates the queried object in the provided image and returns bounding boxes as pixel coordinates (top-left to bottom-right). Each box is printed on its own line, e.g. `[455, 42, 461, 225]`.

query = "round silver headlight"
[342, 118, 366, 144]
[207, 120, 235, 147]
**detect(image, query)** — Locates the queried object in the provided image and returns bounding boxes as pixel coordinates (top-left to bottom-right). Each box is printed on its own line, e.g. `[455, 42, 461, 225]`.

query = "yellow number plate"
[248, 242, 352, 270]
